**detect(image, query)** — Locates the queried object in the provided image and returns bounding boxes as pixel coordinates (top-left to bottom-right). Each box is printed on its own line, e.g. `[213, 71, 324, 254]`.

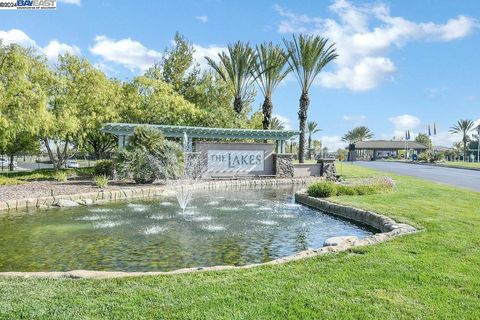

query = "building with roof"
[349, 140, 428, 161]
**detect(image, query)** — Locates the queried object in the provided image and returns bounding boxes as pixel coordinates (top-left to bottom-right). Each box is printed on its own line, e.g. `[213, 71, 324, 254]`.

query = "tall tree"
[341, 126, 374, 144]
[252, 43, 290, 129]
[449, 119, 474, 161]
[120, 76, 203, 126]
[145, 32, 200, 96]
[42, 54, 123, 167]
[307, 121, 322, 159]
[283, 34, 337, 163]
[205, 41, 257, 113]
[0, 43, 51, 170]
[415, 133, 431, 147]
[147, 33, 247, 129]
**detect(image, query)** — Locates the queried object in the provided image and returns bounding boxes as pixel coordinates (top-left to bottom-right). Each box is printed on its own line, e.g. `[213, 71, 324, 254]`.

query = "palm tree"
[252, 43, 291, 130]
[450, 119, 474, 161]
[283, 34, 337, 163]
[205, 41, 257, 113]
[270, 116, 286, 130]
[341, 126, 374, 144]
[307, 121, 322, 159]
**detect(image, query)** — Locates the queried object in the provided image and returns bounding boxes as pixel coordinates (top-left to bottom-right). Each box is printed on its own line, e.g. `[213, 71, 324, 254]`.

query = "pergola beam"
[103, 123, 300, 142]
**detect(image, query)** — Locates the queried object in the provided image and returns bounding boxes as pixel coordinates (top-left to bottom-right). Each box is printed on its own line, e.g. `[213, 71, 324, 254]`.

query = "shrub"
[115, 126, 183, 184]
[116, 148, 162, 184]
[94, 175, 108, 188]
[307, 181, 337, 198]
[54, 171, 68, 182]
[94, 160, 114, 178]
[308, 176, 395, 198]
[336, 184, 358, 196]
[0, 176, 23, 186]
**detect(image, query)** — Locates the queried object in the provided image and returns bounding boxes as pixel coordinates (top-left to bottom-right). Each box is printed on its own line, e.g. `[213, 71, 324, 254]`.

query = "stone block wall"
[274, 153, 294, 178]
[318, 159, 337, 180]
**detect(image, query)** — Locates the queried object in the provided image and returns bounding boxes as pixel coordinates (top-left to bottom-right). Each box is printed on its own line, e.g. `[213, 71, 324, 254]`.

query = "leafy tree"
[42, 54, 122, 167]
[313, 139, 322, 153]
[450, 119, 474, 161]
[252, 43, 290, 129]
[146, 33, 253, 129]
[61, 55, 122, 159]
[120, 76, 203, 126]
[205, 41, 257, 113]
[342, 126, 374, 144]
[307, 121, 322, 159]
[415, 133, 431, 148]
[283, 34, 337, 163]
[145, 32, 200, 97]
[0, 43, 51, 170]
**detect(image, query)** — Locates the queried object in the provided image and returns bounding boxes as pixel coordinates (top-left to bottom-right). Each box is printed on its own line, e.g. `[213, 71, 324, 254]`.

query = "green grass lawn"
[0, 167, 94, 185]
[1, 164, 479, 319]
[436, 161, 480, 169]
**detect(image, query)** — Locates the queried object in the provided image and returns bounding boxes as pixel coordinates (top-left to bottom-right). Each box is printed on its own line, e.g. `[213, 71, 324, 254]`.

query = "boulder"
[323, 236, 358, 247]
[79, 199, 94, 206]
[53, 199, 80, 208]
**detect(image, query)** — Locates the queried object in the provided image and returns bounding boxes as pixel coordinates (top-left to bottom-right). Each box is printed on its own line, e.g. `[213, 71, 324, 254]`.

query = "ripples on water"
[0, 185, 374, 272]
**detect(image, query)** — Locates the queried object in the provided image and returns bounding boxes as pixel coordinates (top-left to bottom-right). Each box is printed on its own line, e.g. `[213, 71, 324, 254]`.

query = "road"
[355, 161, 480, 192]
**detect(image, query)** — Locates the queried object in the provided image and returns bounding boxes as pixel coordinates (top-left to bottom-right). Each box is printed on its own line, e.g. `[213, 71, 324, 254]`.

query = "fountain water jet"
[175, 185, 192, 213]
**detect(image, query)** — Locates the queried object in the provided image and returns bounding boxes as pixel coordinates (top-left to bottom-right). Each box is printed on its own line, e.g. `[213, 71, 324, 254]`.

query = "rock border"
[0, 177, 318, 212]
[295, 191, 417, 245]
[0, 183, 417, 279]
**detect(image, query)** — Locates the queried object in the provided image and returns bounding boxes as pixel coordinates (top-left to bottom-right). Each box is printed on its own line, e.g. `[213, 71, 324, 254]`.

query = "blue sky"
[1, 0, 479, 149]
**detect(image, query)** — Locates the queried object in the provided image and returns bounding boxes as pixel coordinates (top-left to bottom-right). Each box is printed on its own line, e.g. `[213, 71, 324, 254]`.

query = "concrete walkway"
[354, 161, 480, 192]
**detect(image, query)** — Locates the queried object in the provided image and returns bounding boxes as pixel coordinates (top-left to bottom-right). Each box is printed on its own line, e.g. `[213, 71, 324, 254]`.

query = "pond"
[0, 186, 374, 272]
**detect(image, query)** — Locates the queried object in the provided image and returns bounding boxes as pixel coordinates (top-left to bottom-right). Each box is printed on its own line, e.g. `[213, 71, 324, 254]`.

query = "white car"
[0, 158, 17, 168]
[65, 160, 80, 168]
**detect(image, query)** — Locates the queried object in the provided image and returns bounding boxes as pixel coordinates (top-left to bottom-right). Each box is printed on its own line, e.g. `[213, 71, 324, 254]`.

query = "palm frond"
[205, 41, 257, 102]
[252, 43, 291, 98]
[283, 34, 338, 92]
[270, 117, 285, 130]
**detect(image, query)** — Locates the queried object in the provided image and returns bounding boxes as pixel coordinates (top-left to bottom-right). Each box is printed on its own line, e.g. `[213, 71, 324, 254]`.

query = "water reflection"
[0, 185, 373, 272]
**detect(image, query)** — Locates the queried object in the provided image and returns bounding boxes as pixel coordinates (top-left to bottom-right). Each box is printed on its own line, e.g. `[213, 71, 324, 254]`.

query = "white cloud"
[319, 57, 396, 91]
[321, 135, 346, 151]
[0, 29, 36, 47]
[41, 40, 81, 62]
[88, 35, 226, 73]
[58, 0, 81, 5]
[273, 114, 294, 130]
[389, 114, 421, 131]
[90, 35, 162, 71]
[192, 43, 226, 71]
[0, 29, 80, 63]
[195, 15, 208, 23]
[276, 0, 478, 91]
[343, 115, 367, 123]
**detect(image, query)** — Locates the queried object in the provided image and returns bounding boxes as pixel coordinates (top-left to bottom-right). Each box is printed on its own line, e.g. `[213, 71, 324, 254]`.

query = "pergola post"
[280, 140, 286, 153]
[183, 132, 188, 153]
[118, 135, 125, 151]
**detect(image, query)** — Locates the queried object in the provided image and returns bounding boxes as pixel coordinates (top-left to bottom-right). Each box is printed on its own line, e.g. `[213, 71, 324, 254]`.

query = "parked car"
[65, 160, 80, 168]
[0, 158, 17, 169]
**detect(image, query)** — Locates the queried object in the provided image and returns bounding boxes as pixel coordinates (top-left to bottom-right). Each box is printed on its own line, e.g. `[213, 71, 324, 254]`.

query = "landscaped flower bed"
[307, 176, 395, 198]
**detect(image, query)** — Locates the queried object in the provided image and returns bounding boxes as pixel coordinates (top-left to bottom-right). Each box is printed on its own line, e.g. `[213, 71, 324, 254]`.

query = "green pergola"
[102, 123, 300, 153]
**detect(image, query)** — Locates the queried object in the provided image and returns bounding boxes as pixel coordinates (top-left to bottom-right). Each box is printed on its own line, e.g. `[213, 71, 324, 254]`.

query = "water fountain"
[171, 133, 205, 212]
[175, 184, 192, 213]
